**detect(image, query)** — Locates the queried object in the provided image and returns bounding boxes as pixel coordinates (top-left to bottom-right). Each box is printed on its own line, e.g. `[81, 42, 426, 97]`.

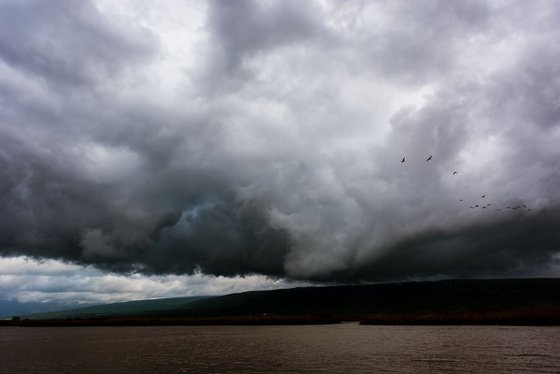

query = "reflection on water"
[1, 323, 559, 373]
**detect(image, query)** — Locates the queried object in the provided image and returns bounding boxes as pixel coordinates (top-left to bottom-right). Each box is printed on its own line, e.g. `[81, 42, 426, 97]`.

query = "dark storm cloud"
[145, 199, 290, 276]
[331, 208, 560, 282]
[1, 0, 560, 282]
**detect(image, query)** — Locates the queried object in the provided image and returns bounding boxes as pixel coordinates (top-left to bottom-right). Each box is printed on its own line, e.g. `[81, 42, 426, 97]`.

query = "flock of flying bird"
[400, 154, 542, 215]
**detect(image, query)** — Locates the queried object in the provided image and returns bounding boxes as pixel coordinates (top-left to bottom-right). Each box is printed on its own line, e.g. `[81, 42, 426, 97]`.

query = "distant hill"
[168, 278, 560, 320]
[25, 278, 560, 324]
[28, 296, 212, 319]
[0, 299, 88, 319]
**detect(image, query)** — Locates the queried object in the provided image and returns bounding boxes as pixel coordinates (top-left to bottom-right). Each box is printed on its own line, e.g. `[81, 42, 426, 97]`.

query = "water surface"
[1, 323, 559, 373]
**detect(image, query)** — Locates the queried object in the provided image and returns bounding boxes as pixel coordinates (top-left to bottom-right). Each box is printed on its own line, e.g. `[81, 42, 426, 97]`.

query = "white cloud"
[0, 256, 306, 304]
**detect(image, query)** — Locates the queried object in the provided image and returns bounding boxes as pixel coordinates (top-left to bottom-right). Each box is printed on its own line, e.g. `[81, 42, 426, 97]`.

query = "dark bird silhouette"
[426, 155, 432, 161]
[401, 157, 405, 163]
[459, 199, 463, 202]
[481, 195, 486, 198]
[487, 203, 492, 206]
[452, 171, 458, 175]
[482, 206, 487, 209]
[475, 204, 479, 208]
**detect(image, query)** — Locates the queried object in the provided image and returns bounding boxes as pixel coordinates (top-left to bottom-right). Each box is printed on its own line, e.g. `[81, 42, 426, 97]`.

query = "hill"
[28, 296, 211, 320]
[21, 278, 560, 325]
[0, 299, 88, 319]
[168, 278, 560, 319]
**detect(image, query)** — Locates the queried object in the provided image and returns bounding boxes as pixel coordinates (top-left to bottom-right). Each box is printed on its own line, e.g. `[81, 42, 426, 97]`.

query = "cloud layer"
[1, 0, 560, 283]
[0, 256, 302, 304]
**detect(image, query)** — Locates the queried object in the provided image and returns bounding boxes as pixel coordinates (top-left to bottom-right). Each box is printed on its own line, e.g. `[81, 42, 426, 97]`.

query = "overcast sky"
[1, 0, 560, 304]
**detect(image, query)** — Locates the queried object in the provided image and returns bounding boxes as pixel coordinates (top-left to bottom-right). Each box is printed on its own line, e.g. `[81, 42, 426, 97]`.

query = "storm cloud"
[1, 0, 560, 283]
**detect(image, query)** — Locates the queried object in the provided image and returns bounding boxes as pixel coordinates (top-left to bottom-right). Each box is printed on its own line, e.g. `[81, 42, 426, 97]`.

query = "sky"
[1, 0, 560, 305]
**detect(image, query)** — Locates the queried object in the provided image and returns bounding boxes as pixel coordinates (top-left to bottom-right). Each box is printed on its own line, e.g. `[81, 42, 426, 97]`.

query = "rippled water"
[1, 324, 559, 373]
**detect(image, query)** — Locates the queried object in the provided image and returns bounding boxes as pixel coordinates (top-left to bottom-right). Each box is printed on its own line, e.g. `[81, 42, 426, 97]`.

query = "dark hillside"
[173, 278, 560, 319]
[22, 279, 560, 325]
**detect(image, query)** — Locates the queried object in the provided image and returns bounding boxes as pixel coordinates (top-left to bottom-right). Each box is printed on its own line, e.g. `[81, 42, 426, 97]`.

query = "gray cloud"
[0, 0, 156, 86]
[208, 0, 324, 68]
[337, 207, 560, 282]
[1, 0, 560, 284]
[199, 0, 329, 93]
[356, 0, 493, 85]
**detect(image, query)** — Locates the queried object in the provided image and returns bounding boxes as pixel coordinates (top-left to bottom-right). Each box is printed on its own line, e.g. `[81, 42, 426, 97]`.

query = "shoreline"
[3, 316, 342, 327]
[3, 312, 560, 327]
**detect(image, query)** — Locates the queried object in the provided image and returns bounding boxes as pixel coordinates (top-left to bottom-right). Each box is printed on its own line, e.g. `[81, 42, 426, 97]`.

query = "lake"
[1, 323, 559, 373]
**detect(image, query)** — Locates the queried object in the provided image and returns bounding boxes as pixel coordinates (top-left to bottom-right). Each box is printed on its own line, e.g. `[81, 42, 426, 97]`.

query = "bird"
[401, 157, 405, 163]
[487, 203, 492, 206]
[426, 155, 432, 161]
[459, 199, 463, 201]
[475, 204, 479, 208]
[481, 195, 486, 198]
[452, 171, 458, 175]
